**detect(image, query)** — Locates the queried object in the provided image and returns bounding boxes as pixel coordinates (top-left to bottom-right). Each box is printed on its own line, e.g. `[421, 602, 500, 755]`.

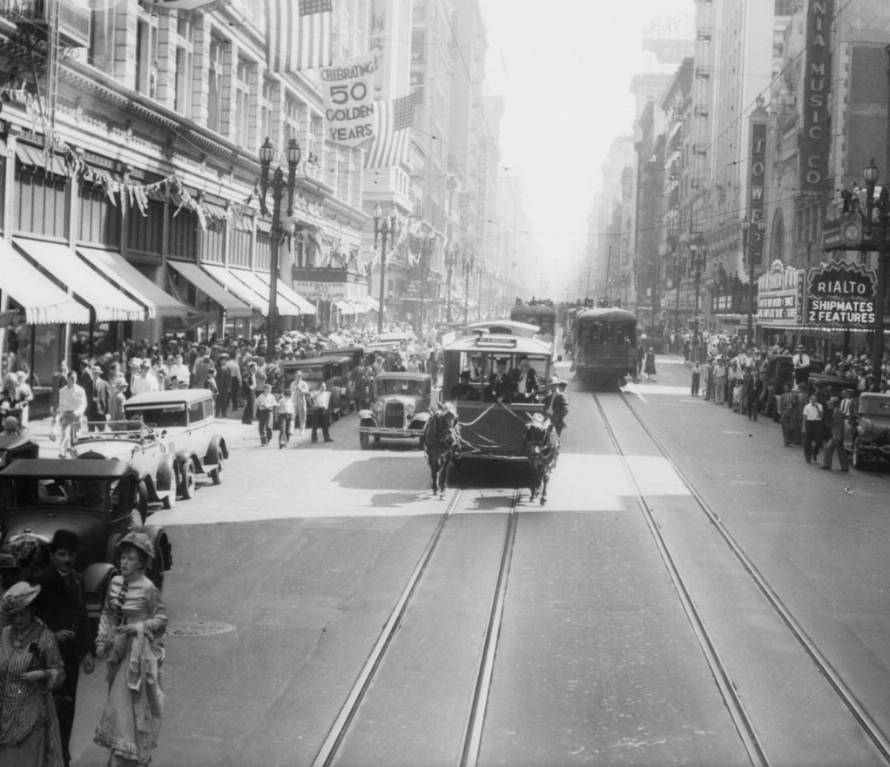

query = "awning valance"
[77, 247, 188, 319]
[167, 261, 253, 319]
[0, 238, 89, 324]
[15, 144, 66, 175]
[201, 264, 269, 314]
[253, 271, 316, 315]
[14, 238, 145, 322]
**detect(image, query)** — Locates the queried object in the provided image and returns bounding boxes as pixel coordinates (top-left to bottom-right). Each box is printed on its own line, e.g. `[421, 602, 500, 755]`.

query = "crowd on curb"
[684, 333, 887, 472]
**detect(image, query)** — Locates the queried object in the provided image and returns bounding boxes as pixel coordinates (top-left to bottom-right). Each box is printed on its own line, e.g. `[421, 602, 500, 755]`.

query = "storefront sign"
[293, 280, 370, 302]
[746, 120, 767, 268]
[806, 261, 876, 327]
[321, 52, 378, 147]
[800, 0, 833, 192]
[756, 260, 804, 325]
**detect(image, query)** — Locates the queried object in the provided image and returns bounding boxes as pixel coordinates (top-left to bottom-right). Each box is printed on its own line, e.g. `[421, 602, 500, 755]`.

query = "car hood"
[377, 395, 428, 408]
[74, 441, 139, 461]
[1, 509, 103, 545]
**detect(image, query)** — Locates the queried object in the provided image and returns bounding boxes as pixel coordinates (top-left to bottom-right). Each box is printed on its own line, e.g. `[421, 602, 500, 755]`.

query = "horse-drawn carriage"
[423, 331, 559, 502]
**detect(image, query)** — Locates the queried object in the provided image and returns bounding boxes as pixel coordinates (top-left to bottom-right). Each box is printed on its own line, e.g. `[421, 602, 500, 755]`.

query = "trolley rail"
[594, 391, 890, 766]
[311, 488, 520, 767]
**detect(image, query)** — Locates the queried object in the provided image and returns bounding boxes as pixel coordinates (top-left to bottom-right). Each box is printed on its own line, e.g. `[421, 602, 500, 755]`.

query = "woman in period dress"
[0, 581, 65, 767]
[644, 347, 657, 382]
[94, 532, 167, 767]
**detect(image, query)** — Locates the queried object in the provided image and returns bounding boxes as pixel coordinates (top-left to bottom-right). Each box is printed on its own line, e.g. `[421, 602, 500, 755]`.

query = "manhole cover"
[168, 620, 235, 637]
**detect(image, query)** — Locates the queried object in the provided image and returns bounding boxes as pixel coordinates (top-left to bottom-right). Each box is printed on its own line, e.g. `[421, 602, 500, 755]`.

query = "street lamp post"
[463, 253, 475, 324]
[741, 218, 766, 345]
[374, 203, 400, 334]
[259, 136, 301, 356]
[445, 247, 458, 323]
[864, 159, 890, 389]
[691, 243, 706, 362]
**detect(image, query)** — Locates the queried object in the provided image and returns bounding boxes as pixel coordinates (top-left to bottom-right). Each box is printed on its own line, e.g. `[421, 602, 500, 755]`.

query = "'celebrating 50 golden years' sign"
[806, 261, 876, 328]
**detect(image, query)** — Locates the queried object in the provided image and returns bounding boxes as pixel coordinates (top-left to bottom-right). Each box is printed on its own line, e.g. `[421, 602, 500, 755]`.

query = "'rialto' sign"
[800, 0, 833, 192]
[806, 261, 876, 328]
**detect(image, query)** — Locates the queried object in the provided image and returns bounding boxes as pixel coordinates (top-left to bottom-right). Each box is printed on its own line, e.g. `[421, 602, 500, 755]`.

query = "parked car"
[280, 356, 352, 418]
[845, 392, 890, 469]
[123, 389, 227, 499]
[358, 372, 436, 449]
[320, 345, 366, 370]
[0, 433, 39, 470]
[0, 458, 172, 620]
[73, 422, 177, 512]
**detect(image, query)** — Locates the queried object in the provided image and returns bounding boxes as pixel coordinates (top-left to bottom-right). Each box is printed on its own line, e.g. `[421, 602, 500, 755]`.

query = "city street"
[54, 356, 890, 767]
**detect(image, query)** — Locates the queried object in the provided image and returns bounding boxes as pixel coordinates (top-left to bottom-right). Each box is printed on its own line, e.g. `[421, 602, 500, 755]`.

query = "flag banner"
[321, 52, 378, 147]
[364, 92, 417, 169]
[267, 0, 333, 74]
[142, 0, 232, 11]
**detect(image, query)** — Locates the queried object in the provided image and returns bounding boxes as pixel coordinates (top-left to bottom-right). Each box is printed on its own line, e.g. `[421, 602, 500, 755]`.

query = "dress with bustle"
[93, 573, 166, 765]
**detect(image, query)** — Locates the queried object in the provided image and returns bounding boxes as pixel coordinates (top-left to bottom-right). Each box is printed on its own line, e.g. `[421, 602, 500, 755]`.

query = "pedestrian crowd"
[689, 333, 888, 473]
[0, 528, 165, 767]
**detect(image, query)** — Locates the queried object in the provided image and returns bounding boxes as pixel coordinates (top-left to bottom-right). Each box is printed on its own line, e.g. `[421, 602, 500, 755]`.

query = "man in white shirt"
[801, 393, 823, 464]
[130, 361, 160, 395]
[793, 345, 811, 386]
[309, 383, 333, 443]
[57, 371, 87, 455]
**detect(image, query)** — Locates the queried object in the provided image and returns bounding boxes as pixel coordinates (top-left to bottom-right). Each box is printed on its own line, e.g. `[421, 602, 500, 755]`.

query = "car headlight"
[405, 402, 416, 417]
[372, 401, 384, 413]
[857, 418, 872, 440]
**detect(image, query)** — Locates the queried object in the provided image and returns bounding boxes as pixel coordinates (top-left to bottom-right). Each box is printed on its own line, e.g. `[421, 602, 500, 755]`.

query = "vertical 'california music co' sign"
[800, 0, 833, 192]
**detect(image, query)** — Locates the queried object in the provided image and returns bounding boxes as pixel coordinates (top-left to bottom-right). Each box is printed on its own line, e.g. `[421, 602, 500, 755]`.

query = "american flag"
[267, 0, 333, 74]
[364, 93, 417, 169]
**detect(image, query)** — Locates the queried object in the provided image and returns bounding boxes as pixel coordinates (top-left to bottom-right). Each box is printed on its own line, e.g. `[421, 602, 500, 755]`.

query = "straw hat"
[0, 581, 40, 616]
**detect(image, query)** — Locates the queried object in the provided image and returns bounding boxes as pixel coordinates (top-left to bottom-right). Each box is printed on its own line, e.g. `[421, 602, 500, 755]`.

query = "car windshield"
[4, 477, 110, 512]
[124, 406, 186, 428]
[378, 379, 427, 397]
[860, 397, 890, 416]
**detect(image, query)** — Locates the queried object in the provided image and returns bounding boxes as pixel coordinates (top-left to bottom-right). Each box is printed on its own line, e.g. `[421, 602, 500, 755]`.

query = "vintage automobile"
[845, 392, 890, 469]
[0, 458, 172, 620]
[0, 433, 40, 470]
[358, 372, 435, 449]
[280, 356, 351, 418]
[123, 389, 227, 499]
[73, 422, 177, 512]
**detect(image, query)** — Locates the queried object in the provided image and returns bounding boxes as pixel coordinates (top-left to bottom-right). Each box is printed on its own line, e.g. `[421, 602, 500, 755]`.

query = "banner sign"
[756, 260, 804, 325]
[800, 0, 833, 192]
[806, 261, 876, 327]
[321, 53, 378, 147]
[747, 120, 767, 268]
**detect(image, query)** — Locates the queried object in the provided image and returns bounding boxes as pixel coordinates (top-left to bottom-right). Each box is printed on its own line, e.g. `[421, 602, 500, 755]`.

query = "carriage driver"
[485, 358, 514, 403]
[511, 354, 540, 401]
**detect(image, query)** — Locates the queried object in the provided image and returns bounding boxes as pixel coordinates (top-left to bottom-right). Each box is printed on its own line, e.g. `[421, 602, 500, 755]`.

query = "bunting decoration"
[266, 0, 333, 74]
[60, 144, 235, 231]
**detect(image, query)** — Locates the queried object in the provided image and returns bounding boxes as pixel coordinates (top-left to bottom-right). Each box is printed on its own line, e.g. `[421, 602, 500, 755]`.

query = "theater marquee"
[806, 261, 876, 328]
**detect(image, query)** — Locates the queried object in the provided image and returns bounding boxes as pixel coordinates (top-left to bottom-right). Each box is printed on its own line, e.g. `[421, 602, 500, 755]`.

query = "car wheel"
[161, 487, 176, 510]
[149, 561, 164, 591]
[360, 432, 370, 450]
[373, 434, 381, 445]
[208, 455, 224, 485]
[179, 460, 197, 499]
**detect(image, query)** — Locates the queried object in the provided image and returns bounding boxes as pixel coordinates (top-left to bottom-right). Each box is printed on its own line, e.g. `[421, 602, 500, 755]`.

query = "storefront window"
[127, 199, 164, 255]
[78, 182, 122, 247]
[15, 164, 68, 238]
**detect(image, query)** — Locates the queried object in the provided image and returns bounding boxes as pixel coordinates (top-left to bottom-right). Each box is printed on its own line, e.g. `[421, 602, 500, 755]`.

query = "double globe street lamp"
[258, 137, 301, 356]
[374, 203, 400, 334]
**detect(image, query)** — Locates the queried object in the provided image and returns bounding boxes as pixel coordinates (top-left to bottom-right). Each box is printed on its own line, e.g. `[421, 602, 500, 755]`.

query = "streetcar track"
[311, 486, 521, 767]
[592, 392, 770, 767]
[596, 390, 890, 766]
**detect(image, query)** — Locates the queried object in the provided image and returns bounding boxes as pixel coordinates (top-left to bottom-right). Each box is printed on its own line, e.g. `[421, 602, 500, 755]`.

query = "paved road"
[62, 357, 890, 766]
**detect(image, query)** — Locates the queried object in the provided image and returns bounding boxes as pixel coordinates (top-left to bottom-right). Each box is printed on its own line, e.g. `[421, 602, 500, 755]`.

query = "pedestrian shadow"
[367, 490, 431, 507]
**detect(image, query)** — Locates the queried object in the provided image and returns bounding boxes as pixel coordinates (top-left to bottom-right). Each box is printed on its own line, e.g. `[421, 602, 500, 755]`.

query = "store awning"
[167, 261, 253, 319]
[0, 238, 89, 324]
[201, 264, 269, 315]
[14, 237, 145, 322]
[15, 144, 67, 175]
[252, 272, 317, 315]
[335, 299, 356, 315]
[77, 247, 188, 319]
[226, 269, 302, 317]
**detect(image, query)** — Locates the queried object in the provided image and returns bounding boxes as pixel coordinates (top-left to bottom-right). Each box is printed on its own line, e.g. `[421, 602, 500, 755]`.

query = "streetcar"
[463, 319, 540, 338]
[510, 301, 556, 349]
[440, 332, 553, 462]
[571, 307, 638, 389]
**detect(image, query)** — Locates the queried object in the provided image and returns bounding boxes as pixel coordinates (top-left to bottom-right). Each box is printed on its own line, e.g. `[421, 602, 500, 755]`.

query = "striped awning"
[14, 237, 145, 322]
[201, 264, 268, 314]
[0, 238, 89, 324]
[252, 271, 316, 315]
[166, 261, 253, 318]
[77, 247, 187, 319]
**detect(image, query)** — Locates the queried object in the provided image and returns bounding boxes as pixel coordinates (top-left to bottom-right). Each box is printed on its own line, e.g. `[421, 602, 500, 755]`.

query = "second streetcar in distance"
[510, 300, 556, 350]
[571, 307, 638, 389]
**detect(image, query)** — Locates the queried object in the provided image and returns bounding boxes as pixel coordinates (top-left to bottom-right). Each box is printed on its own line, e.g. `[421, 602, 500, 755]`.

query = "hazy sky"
[479, 0, 692, 298]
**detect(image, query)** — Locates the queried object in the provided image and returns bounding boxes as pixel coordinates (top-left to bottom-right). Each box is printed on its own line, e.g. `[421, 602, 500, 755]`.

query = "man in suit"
[792, 344, 811, 386]
[545, 376, 569, 436]
[821, 396, 850, 471]
[486, 358, 513, 403]
[89, 365, 112, 429]
[511, 355, 539, 401]
[450, 370, 476, 400]
[31, 529, 95, 767]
